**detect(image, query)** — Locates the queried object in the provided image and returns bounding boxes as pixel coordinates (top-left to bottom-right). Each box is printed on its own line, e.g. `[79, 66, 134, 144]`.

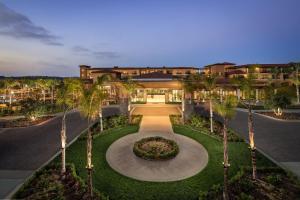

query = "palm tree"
[291, 63, 300, 104]
[203, 75, 217, 133]
[48, 79, 60, 105]
[78, 85, 99, 199]
[94, 75, 111, 132]
[121, 77, 139, 123]
[214, 95, 238, 200]
[36, 79, 50, 103]
[65, 78, 83, 108]
[56, 80, 79, 175]
[231, 66, 258, 179]
[3, 79, 19, 106]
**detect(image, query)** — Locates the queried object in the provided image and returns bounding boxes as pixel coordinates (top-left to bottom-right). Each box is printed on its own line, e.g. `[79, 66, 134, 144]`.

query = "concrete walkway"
[106, 106, 208, 182]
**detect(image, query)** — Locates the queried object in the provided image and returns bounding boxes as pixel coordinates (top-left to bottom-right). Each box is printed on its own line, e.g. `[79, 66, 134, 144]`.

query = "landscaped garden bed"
[0, 115, 54, 128]
[170, 114, 243, 142]
[199, 167, 300, 200]
[133, 136, 179, 160]
[257, 112, 300, 120]
[14, 163, 108, 200]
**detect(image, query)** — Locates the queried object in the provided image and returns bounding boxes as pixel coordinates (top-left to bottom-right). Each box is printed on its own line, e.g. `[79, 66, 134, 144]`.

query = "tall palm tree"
[121, 77, 139, 123]
[56, 80, 80, 175]
[214, 95, 238, 200]
[291, 63, 300, 104]
[3, 79, 19, 106]
[78, 85, 99, 199]
[203, 75, 217, 133]
[231, 66, 258, 179]
[65, 78, 83, 108]
[94, 75, 111, 132]
[48, 79, 60, 105]
[36, 79, 50, 103]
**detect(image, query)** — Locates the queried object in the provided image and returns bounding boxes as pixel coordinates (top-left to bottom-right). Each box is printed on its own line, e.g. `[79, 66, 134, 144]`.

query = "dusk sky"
[0, 0, 300, 77]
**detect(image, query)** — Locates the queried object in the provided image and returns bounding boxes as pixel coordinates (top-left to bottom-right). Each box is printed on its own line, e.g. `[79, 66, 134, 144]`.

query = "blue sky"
[0, 0, 300, 76]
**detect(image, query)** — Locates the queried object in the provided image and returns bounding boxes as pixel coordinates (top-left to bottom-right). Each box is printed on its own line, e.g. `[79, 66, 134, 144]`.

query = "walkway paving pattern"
[106, 106, 209, 182]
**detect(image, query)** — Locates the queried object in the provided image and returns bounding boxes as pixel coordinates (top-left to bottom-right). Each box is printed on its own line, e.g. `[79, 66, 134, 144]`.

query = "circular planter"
[133, 136, 179, 160]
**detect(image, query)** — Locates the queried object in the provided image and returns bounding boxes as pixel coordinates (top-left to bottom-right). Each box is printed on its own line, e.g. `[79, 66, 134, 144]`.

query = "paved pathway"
[0, 107, 119, 199]
[195, 105, 300, 178]
[106, 106, 208, 182]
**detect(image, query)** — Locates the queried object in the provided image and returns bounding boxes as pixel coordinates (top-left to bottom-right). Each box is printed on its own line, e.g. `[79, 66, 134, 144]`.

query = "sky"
[0, 0, 300, 77]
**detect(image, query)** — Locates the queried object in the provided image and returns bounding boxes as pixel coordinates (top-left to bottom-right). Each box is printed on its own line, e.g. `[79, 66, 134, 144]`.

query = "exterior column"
[237, 89, 241, 100]
[220, 88, 223, 103]
[255, 89, 259, 103]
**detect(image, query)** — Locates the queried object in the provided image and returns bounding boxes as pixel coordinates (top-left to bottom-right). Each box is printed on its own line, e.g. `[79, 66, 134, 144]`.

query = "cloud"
[93, 51, 120, 58]
[71, 45, 120, 59]
[0, 2, 63, 46]
[72, 45, 90, 53]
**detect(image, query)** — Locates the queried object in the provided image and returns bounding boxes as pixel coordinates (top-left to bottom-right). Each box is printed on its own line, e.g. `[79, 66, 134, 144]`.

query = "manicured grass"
[57, 124, 274, 200]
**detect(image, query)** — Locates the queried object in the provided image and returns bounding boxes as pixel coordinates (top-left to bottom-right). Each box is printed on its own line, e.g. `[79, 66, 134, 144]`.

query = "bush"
[266, 174, 282, 186]
[133, 136, 179, 160]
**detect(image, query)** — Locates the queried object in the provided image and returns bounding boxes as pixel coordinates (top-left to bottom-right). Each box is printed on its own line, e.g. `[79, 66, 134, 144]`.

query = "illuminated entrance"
[132, 89, 183, 104]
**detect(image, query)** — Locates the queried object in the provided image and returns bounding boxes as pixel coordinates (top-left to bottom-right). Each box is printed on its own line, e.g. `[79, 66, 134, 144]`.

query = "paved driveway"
[195, 106, 300, 177]
[132, 105, 180, 116]
[0, 106, 119, 198]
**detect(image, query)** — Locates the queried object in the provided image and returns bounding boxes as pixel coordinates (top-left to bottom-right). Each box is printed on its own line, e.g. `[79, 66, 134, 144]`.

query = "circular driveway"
[106, 132, 208, 182]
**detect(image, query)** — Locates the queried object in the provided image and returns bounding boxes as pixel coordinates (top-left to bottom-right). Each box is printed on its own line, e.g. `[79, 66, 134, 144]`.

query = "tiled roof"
[204, 62, 236, 68]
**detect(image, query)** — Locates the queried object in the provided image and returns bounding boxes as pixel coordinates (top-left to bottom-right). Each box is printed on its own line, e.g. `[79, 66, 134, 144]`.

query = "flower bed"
[170, 114, 243, 142]
[133, 136, 179, 160]
[0, 115, 54, 128]
[199, 167, 300, 200]
[14, 163, 108, 200]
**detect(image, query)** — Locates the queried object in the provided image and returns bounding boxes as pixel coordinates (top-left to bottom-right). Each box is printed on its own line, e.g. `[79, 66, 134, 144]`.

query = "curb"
[5, 121, 94, 199]
[254, 112, 300, 122]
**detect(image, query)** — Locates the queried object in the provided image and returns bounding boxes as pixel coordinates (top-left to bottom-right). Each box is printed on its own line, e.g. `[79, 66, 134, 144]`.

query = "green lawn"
[57, 124, 274, 200]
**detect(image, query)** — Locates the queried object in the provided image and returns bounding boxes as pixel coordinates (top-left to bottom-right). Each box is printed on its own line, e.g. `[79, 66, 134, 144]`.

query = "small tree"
[214, 95, 238, 200]
[94, 75, 111, 132]
[78, 85, 99, 199]
[56, 80, 79, 175]
[290, 63, 300, 104]
[231, 66, 258, 179]
[203, 75, 217, 133]
[266, 92, 292, 116]
[121, 77, 140, 123]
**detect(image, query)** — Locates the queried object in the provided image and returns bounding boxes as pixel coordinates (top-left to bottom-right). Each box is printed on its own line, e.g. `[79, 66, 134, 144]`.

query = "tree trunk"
[128, 96, 131, 123]
[248, 106, 257, 179]
[223, 118, 229, 200]
[51, 86, 54, 104]
[296, 84, 299, 104]
[61, 112, 67, 175]
[209, 96, 213, 133]
[87, 167, 93, 199]
[43, 90, 46, 103]
[86, 119, 93, 199]
[99, 107, 103, 132]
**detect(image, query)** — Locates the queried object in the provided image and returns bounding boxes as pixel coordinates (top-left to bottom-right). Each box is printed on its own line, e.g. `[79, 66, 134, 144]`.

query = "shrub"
[133, 136, 179, 160]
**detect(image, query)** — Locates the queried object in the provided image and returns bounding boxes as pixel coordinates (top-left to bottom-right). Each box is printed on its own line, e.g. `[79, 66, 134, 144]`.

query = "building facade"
[80, 63, 298, 104]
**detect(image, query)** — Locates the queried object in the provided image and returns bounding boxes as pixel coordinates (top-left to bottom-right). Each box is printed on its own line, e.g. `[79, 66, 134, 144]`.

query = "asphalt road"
[0, 107, 120, 170]
[195, 106, 300, 162]
[195, 105, 300, 177]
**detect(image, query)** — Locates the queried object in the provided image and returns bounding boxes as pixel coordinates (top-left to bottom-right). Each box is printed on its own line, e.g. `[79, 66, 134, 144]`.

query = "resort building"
[79, 63, 297, 105]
